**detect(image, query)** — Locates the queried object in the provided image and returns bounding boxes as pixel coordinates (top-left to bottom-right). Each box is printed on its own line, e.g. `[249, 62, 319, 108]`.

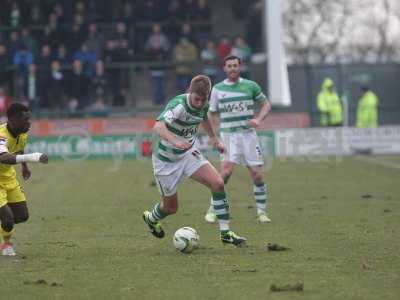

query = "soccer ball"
[173, 227, 200, 254]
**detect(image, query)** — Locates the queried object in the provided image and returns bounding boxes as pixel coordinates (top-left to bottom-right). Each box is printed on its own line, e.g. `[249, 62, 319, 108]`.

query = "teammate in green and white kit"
[204, 55, 272, 223]
[143, 75, 246, 246]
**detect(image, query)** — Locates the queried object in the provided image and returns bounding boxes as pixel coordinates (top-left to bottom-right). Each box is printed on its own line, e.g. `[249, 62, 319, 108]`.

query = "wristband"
[16, 153, 43, 163]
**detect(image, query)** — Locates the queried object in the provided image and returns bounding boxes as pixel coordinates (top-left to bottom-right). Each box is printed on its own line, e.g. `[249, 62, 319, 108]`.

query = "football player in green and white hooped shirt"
[143, 75, 246, 246]
[204, 55, 272, 223]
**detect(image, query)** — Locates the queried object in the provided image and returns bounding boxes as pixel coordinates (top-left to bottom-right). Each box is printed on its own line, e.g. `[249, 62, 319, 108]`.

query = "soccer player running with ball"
[204, 55, 272, 223]
[0, 103, 49, 256]
[143, 75, 246, 246]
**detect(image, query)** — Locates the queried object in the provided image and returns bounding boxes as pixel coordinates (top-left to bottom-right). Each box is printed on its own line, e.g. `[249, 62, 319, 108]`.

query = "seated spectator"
[87, 95, 109, 117]
[172, 37, 198, 92]
[22, 64, 40, 113]
[13, 45, 34, 77]
[200, 40, 218, 83]
[0, 43, 10, 86]
[145, 24, 170, 105]
[245, 1, 263, 52]
[68, 15, 85, 53]
[20, 27, 38, 59]
[196, 0, 211, 21]
[42, 13, 64, 49]
[7, 31, 20, 59]
[9, 1, 21, 28]
[231, 36, 252, 78]
[85, 23, 104, 58]
[104, 22, 133, 106]
[89, 60, 110, 104]
[44, 60, 66, 110]
[37, 44, 53, 66]
[0, 86, 12, 120]
[216, 37, 231, 62]
[67, 60, 89, 112]
[73, 43, 98, 77]
[55, 44, 70, 66]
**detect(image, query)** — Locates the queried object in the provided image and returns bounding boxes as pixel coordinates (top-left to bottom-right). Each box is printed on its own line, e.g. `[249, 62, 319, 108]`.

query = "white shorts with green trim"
[152, 148, 210, 197]
[220, 128, 264, 166]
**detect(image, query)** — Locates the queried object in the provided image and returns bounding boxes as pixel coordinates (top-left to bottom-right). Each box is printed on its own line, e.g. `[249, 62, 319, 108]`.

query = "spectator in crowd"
[7, 31, 20, 59]
[9, 1, 21, 28]
[68, 14, 85, 53]
[73, 43, 98, 77]
[53, 2, 66, 24]
[42, 13, 64, 49]
[145, 23, 170, 105]
[317, 78, 343, 127]
[118, 1, 135, 27]
[0, 86, 12, 119]
[13, 45, 34, 77]
[107, 22, 133, 63]
[104, 22, 133, 106]
[87, 95, 109, 117]
[231, 36, 252, 78]
[20, 27, 38, 59]
[140, 0, 162, 23]
[195, 0, 212, 45]
[55, 44, 70, 66]
[22, 64, 40, 113]
[167, 0, 184, 24]
[196, 0, 211, 21]
[37, 44, 53, 66]
[74, 1, 88, 25]
[45, 60, 66, 110]
[28, 2, 45, 26]
[216, 37, 231, 62]
[245, 1, 263, 52]
[67, 59, 89, 113]
[356, 86, 379, 128]
[89, 60, 110, 104]
[183, 0, 198, 20]
[172, 37, 198, 92]
[200, 40, 219, 83]
[0, 43, 10, 87]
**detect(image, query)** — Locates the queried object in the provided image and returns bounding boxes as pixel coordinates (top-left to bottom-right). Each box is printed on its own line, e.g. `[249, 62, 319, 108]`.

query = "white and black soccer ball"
[173, 227, 200, 254]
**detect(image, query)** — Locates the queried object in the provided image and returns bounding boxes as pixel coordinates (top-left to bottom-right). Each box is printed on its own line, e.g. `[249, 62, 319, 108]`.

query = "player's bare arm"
[16, 151, 31, 180]
[202, 119, 225, 153]
[249, 100, 271, 128]
[0, 152, 49, 165]
[153, 121, 191, 150]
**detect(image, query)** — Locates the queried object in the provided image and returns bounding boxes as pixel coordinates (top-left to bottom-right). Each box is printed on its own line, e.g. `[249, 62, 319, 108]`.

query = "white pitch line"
[355, 155, 400, 170]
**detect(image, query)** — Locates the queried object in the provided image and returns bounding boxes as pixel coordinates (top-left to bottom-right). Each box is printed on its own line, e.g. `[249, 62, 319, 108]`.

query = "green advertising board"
[26, 131, 275, 160]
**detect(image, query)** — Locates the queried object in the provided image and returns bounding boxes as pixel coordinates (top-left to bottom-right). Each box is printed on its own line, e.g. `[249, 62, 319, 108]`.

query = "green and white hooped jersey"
[156, 94, 209, 162]
[209, 77, 267, 132]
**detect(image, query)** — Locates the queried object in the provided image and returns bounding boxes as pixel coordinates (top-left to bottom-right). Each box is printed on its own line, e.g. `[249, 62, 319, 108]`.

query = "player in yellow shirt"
[0, 103, 48, 256]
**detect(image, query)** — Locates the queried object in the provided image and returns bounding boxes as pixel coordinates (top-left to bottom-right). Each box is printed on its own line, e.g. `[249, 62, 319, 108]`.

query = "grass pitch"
[1, 156, 399, 300]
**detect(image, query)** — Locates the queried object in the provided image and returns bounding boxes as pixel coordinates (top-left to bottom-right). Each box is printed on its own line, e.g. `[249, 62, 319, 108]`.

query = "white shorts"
[152, 148, 210, 197]
[220, 129, 264, 166]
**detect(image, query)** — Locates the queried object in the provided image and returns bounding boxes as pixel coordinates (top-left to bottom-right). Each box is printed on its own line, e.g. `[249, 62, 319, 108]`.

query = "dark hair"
[361, 85, 370, 92]
[7, 103, 30, 119]
[189, 75, 211, 97]
[223, 54, 241, 66]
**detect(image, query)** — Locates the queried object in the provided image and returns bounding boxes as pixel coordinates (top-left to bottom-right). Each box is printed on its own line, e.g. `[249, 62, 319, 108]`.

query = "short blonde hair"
[189, 75, 211, 98]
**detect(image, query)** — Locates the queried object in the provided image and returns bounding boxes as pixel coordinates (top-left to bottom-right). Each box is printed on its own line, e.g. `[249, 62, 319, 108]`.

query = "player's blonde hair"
[189, 75, 211, 98]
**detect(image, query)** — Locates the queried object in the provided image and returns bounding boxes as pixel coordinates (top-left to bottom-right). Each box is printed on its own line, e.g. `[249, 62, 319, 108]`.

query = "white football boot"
[1, 243, 16, 256]
[204, 206, 216, 223]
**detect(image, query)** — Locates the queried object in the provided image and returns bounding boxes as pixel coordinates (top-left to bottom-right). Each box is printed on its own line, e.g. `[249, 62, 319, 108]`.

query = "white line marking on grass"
[355, 156, 400, 170]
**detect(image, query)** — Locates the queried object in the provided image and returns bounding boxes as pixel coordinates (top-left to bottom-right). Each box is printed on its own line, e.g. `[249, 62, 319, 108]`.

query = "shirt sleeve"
[253, 82, 267, 102]
[208, 88, 219, 112]
[0, 137, 9, 153]
[157, 103, 184, 124]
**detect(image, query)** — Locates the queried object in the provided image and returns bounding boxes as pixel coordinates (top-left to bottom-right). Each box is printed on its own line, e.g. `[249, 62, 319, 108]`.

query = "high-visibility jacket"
[356, 91, 379, 128]
[317, 78, 343, 126]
